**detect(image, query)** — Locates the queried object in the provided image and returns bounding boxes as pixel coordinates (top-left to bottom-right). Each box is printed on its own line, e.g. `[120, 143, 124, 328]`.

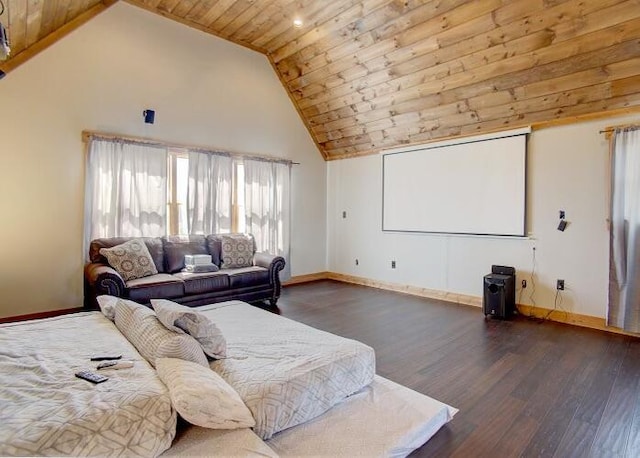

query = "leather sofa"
[84, 234, 285, 309]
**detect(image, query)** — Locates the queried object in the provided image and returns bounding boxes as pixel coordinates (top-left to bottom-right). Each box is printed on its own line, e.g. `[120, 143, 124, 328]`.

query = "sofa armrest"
[253, 252, 286, 306]
[253, 252, 285, 273]
[84, 263, 126, 297]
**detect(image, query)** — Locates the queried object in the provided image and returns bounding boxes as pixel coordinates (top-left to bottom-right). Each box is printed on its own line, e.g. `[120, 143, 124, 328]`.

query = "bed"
[0, 312, 175, 457]
[0, 300, 457, 457]
[195, 301, 376, 439]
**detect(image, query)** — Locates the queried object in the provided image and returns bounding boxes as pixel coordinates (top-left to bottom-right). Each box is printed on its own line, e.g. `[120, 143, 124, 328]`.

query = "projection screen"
[382, 130, 527, 236]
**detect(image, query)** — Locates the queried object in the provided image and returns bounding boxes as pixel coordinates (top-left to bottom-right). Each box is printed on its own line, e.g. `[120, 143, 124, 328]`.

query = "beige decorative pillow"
[220, 234, 254, 268]
[151, 299, 227, 359]
[114, 299, 208, 368]
[99, 239, 158, 281]
[156, 358, 255, 430]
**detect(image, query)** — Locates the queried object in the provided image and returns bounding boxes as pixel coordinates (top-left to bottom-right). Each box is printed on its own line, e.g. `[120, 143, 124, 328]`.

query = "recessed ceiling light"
[293, 18, 303, 28]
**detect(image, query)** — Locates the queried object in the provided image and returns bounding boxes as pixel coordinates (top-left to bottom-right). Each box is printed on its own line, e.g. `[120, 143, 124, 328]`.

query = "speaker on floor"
[483, 271, 515, 319]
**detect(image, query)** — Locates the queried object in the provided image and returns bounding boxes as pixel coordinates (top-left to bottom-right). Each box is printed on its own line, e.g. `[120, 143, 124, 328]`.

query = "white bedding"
[165, 375, 458, 458]
[0, 312, 176, 457]
[162, 424, 277, 457]
[268, 375, 458, 457]
[196, 301, 376, 440]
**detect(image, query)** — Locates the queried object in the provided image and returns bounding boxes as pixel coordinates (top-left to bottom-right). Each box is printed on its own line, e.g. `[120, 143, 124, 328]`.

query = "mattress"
[196, 301, 376, 440]
[165, 376, 458, 458]
[162, 423, 277, 457]
[267, 375, 458, 457]
[0, 312, 176, 457]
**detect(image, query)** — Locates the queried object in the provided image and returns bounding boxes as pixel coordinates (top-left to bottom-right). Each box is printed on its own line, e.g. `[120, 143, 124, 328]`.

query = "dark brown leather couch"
[84, 234, 285, 309]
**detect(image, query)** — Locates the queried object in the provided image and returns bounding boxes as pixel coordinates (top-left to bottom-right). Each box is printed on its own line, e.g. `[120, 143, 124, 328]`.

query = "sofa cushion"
[163, 235, 209, 273]
[100, 239, 158, 281]
[223, 266, 269, 289]
[205, 235, 223, 267]
[206, 234, 257, 267]
[173, 271, 230, 295]
[221, 234, 255, 268]
[90, 237, 165, 273]
[126, 274, 185, 302]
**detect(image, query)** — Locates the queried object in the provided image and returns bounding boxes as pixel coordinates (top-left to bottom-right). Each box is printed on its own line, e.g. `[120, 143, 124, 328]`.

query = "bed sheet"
[267, 375, 458, 457]
[196, 301, 376, 440]
[0, 312, 176, 457]
[164, 375, 457, 458]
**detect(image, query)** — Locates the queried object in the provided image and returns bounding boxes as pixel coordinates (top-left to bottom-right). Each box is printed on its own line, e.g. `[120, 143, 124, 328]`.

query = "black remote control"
[90, 355, 122, 361]
[75, 370, 109, 384]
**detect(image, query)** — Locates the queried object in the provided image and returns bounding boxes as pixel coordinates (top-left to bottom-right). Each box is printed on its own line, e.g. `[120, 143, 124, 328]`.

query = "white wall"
[0, 3, 326, 318]
[328, 114, 640, 319]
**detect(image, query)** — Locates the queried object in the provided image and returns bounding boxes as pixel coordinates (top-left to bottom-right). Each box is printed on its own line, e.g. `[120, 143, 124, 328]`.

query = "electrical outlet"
[521, 279, 527, 289]
[355, 259, 359, 266]
[391, 260, 396, 269]
[342, 211, 347, 219]
[557, 279, 565, 290]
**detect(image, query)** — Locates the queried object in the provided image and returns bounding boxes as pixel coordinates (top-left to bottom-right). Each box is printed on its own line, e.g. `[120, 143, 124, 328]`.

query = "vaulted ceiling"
[2, 0, 640, 160]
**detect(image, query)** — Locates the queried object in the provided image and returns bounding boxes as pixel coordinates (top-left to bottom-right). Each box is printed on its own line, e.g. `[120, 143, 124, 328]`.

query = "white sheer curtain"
[84, 139, 168, 254]
[608, 127, 640, 332]
[243, 158, 291, 279]
[186, 151, 233, 235]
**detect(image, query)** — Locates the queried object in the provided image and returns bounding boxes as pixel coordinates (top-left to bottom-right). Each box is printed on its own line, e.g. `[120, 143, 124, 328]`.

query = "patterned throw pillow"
[152, 299, 227, 359]
[220, 234, 254, 269]
[114, 299, 208, 368]
[99, 239, 158, 281]
[156, 358, 255, 430]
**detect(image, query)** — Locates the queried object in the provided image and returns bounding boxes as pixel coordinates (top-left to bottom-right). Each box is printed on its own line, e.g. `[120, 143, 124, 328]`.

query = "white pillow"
[114, 299, 208, 368]
[156, 358, 255, 430]
[96, 295, 144, 321]
[151, 299, 227, 359]
[96, 295, 118, 320]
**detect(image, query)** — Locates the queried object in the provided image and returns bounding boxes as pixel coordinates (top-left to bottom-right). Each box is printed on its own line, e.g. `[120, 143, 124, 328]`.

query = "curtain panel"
[608, 127, 640, 332]
[243, 159, 291, 279]
[84, 139, 168, 257]
[187, 151, 233, 235]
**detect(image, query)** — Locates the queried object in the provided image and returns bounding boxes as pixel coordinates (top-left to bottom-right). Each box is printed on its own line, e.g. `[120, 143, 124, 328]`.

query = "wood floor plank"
[592, 340, 640, 456]
[276, 280, 640, 457]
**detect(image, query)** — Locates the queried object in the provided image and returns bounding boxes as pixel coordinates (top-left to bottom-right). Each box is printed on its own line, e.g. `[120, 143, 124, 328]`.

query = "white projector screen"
[382, 133, 527, 236]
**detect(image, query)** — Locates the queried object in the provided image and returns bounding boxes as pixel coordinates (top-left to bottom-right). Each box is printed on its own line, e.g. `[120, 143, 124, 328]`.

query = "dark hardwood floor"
[276, 280, 640, 458]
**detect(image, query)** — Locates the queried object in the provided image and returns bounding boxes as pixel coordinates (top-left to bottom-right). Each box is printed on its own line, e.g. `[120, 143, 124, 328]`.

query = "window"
[84, 133, 291, 268]
[167, 150, 189, 236]
[233, 162, 246, 234]
[167, 150, 245, 236]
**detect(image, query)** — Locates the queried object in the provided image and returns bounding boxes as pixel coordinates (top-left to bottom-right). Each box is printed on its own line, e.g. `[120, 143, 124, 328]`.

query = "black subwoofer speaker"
[483, 271, 515, 319]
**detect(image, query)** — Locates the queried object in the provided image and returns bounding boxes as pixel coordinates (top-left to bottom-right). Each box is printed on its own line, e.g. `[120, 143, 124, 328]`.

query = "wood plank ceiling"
[2, 0, 640, 160]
